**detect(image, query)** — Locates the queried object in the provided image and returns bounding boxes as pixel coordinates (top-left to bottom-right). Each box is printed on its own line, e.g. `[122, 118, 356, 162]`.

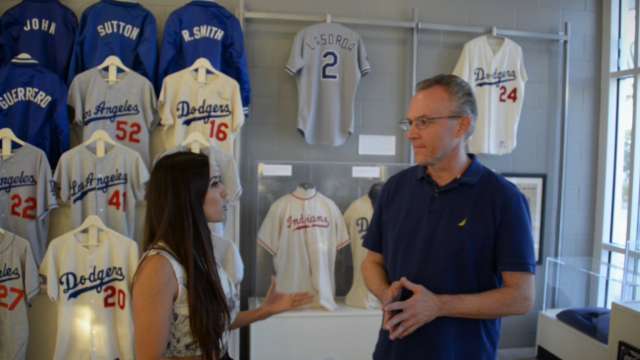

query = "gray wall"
[0, 0, 601, 354]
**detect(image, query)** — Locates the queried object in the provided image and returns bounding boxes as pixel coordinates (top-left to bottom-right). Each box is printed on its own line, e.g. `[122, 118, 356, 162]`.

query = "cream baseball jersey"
[452, 35, 528, 155]
[54, 143, 149, 240]
[68, 67, 159, 167]
[0, 231, 39, 360]
[257, 187, 349, 311]
[286, 23, 371, 146]
[0, 143, 57, 264]
[158, 68, 244, 155]
[40, 228, 139, 360]
[344, 195, 380, 309]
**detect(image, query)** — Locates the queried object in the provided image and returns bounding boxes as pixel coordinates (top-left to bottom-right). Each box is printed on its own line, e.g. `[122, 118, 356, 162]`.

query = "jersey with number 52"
[286, 23, 371, 146]
[453, 35, 527, 155]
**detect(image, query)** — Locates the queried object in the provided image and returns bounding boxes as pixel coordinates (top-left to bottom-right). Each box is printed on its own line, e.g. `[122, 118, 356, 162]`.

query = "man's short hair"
[416, 74, 478, 139]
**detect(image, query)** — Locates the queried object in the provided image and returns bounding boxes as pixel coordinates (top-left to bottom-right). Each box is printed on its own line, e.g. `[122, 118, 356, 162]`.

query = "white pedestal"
[249, 298, 382, 360]
[608, 301, 640, 360]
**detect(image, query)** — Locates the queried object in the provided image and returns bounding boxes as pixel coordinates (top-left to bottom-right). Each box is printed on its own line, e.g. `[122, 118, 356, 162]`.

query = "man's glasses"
[399, 115, 463, 131]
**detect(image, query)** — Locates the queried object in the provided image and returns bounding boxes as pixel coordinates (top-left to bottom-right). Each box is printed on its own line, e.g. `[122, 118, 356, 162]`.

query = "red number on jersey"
[129, 123, 141, 144]
[115, 120, 142, 144]
[499, 86, 518, 103]
[0, 285, 26, 311]
[209, 121, 229, 142]
[108, 190, 126, 211]
[103, 286, 126, 309]
[10, 194, 37, 220]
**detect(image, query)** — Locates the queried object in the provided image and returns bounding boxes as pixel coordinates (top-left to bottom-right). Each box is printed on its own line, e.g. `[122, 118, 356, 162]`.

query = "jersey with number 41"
[453, 35, 527, 155]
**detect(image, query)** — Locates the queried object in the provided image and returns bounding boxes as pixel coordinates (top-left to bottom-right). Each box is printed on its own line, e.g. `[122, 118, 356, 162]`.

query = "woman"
[133, 152, 313, 360]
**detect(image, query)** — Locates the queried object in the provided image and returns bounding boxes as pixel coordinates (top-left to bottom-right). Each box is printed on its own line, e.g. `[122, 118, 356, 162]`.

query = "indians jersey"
[0, 143, 56, 264]
[286, 23, 371, 146]
[157, 1, 250, 112]
[158, 68, 244, 155]
[54, 143, 149, 240]
[0, 61, 70, 166]
[68, 67, 159, 167]
[40, 228, 139, 360]
[0, 0, 78, 81]
[344, 195, 380, 309]
[68, 0, 158, 85]
[0, 231, 39, 360]
[452, 35, 528, 155]
[257, 187, 349, 311]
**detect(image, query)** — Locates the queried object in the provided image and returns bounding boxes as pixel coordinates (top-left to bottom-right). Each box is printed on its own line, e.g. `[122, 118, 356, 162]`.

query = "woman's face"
[203, 177, 227, 223]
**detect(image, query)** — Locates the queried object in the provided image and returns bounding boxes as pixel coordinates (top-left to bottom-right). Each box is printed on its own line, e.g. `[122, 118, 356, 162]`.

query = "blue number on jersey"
[321, 50, 339, 80]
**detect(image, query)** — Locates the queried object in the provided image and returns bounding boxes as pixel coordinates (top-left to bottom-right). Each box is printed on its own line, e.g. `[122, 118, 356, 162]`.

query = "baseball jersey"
[257, 187, 349, 311]
[0, 231, 39, 360]
[54, 143, 149, 240]
[157, 1, 250, 113]
[158, 68, 244, 155]
[40, 227, 139, 360]
[0, 0, 78, 82]
[343, 195, 380, 309]
[212, 231, 243, 285]
[68, 67, 159, 167]
[68, 0, 158, 85]
[0, 61, 70, 167]
[452, 35, 528, 155]
[286, 23, 371, 146]
[0, 143, 57, 264]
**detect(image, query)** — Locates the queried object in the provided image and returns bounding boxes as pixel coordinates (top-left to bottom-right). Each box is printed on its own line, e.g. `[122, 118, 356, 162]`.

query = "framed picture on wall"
[502, 173, 546, 264]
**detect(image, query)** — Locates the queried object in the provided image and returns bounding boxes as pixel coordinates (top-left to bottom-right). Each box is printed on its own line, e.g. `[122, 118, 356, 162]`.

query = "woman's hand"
[260, 276, 314, 316]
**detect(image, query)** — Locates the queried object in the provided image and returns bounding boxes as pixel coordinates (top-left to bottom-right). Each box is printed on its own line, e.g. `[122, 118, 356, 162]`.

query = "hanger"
[84, 130, 117, 158]
[189, 57, 218, 84]
[0, 128, 26, 159]
[71, 215, 108, 247]
[325, 13, 332, 23]
[11, 53, 38, 64]
[97, 55, 129, 84]
[298, 182, 315, 190]
[181, 132, 210, 154]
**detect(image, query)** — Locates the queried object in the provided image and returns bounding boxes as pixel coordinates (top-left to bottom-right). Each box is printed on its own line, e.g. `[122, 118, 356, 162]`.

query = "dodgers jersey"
[0, 0, 78, 81]
[159, 68, 245, 155]
[0, 231, 39, 360]
[258, 187, 349, 311]
[286, 23, 371, 146]
[344, 195, 380, 309]
[54, 143, 149, 240]
[0, 61, 70, 166]
[40, 228, 139, 360]
[0, 143, 57, 264]
[68, 0, 158, 85]
[452, 35, 528, 155]
[158, 1, 251, 112]
[68, 67, 159, 167]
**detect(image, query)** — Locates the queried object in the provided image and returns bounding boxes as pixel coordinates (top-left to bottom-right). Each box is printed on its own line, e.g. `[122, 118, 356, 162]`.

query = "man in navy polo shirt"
[362, 74, 535, 359]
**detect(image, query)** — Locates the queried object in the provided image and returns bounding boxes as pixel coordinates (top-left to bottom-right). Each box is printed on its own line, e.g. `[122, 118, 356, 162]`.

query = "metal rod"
[418, 21, 567, 41]
[409, 8, 418, 165]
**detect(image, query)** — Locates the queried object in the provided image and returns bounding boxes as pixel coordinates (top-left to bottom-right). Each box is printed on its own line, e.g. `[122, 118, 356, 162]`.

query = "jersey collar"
[416, 154, 485, 189]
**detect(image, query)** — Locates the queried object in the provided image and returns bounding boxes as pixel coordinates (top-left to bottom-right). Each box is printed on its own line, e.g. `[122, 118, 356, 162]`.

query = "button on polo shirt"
[364, 155, 535, 360]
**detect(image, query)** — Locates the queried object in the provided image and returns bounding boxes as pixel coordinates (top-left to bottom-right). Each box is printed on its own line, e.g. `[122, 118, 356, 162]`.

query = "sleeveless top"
[138, 243, 239, 357]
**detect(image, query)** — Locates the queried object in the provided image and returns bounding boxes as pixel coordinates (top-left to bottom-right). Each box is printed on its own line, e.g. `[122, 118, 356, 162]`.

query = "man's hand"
[383, 277, 441, 340]
[381, 279, 403, 327]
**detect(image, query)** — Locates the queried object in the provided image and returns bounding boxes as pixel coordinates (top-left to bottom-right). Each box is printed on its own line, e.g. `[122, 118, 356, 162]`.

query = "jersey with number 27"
[453, 36, 527, 155]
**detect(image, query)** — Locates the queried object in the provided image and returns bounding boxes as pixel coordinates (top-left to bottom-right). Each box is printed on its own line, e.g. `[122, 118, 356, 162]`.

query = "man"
[362, 74, 535, 359]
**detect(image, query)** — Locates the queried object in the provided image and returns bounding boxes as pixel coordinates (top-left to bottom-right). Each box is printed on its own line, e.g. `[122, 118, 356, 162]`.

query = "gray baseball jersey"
[286, 23, 371, 146]
[68, 68, 159, 167]
[0, 231, 39, 360]
[53, 143, 149, 241]
[40, 228, 139, 360]
[0, 143, 57, 263]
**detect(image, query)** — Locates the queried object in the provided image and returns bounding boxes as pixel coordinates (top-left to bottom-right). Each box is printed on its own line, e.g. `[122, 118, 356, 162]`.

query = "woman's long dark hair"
[144, 152, 229, 360]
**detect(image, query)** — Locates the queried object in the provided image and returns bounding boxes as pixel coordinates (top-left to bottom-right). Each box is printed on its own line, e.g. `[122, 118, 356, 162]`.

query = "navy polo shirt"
[363, 155, 535, 360]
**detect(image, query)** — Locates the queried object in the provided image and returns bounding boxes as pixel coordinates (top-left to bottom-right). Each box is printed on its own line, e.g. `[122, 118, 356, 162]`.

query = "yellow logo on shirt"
[458, 218, 467, 227]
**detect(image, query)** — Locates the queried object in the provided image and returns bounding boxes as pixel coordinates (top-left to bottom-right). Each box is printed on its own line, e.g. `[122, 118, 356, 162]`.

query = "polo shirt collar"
[415, 154, 485, 186]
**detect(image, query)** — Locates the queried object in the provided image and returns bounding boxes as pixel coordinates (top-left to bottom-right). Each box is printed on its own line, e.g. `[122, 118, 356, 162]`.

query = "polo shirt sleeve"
[496, 189, 536, 274]
[363, 184, 387, 254]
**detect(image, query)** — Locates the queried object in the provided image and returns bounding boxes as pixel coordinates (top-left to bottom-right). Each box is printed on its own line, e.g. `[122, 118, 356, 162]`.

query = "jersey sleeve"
[285, 30, 305, 75]
[496, 186, 536, 274]
[332, 204, 349, 250]
[519, 47, 528, 82]
[452, 44, 469, 80]
[135, 13, 158, 86]
[132, 154, 149, 201]
[156, 14, 180, 93]
[67, 76, 84, 126]
[23, 241, 40, 303]
[39, 244, 59, 300]
[67, 11, 89, 84]
[157, 78, 174, 127]
[257, 202, 281, 255]
[53, 155, 70, 204]
[50, 83, 70, 167]
[358, 36, 372, 77]
[221, 16, 251, 114]
[363, 184, 388, 254]
[231, 79, 245, 133]
[36, 151, 58, 220]
[142, 79, 159, 130]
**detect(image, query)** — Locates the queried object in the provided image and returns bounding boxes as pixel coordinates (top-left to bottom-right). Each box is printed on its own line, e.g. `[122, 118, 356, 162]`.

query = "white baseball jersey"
[40, 228, 139, 360]
[54, 143, 149, 240]
[158, 68, 244, 155]
[343, 195, 380, 309]
[0, 143, 57, 263]
[0, 231, 39, 360]
[286, 23, 371, 146]
[452, 35, 527, 155]
[153, 144, 242, 203]
[257, 187, 349, 311]
[68, 67, 159, 167]
[212, 232, 243, 286]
